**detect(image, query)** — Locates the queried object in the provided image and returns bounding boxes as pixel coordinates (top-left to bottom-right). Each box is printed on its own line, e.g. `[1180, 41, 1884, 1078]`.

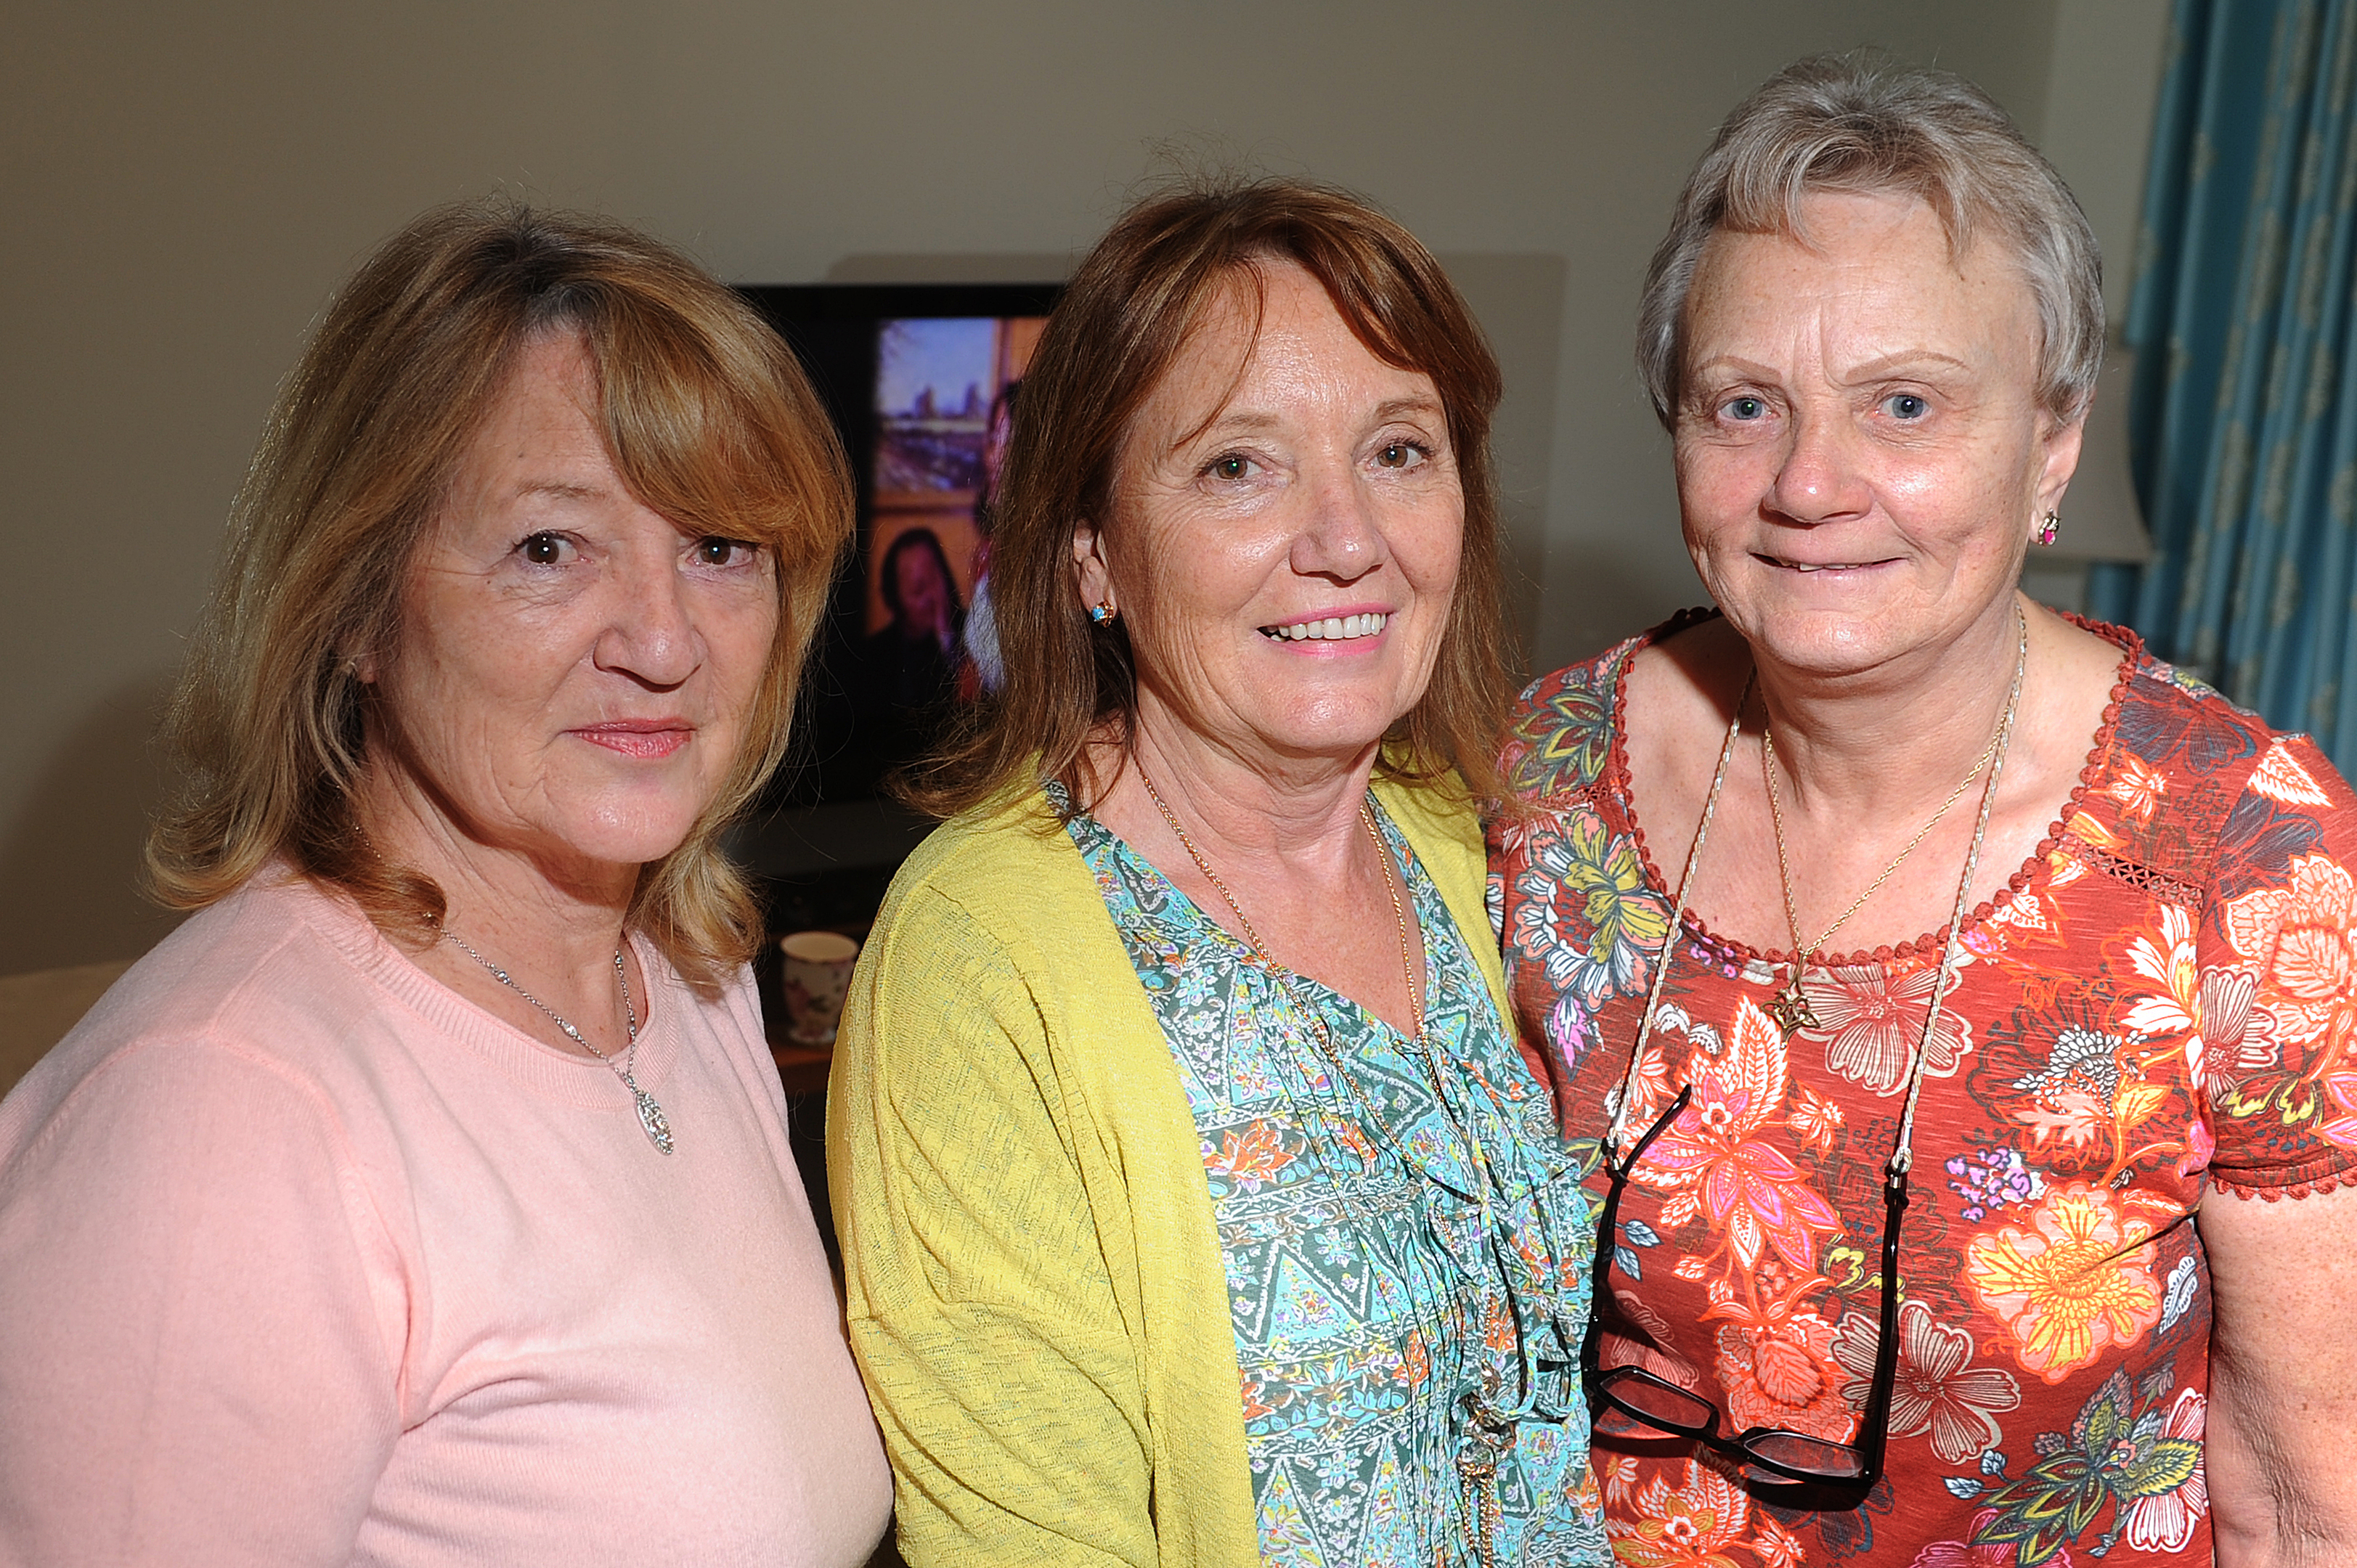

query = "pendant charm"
[1767, 973, 1820, 1037]
[631, 1085, 675, 1155]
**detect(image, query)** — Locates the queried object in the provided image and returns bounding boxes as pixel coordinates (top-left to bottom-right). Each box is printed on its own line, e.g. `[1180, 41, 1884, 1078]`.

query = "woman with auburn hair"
[1493, 54, 2357, 1565]
[830, 179, 1610, 1567]
[0, 203, 891, 1564]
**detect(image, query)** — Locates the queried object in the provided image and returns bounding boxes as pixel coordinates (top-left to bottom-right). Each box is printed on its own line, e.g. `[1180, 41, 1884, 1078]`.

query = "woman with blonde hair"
[0, 203, 891, 1564]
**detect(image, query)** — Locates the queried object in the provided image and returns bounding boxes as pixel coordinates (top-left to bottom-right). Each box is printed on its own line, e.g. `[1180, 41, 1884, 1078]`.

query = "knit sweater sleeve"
[0, 1035, 402, 1565]
[828, 878, 1155, 1568]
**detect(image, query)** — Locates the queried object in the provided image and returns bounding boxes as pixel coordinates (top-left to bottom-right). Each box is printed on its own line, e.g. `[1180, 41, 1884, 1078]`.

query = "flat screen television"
[731, 282, 1063, 922]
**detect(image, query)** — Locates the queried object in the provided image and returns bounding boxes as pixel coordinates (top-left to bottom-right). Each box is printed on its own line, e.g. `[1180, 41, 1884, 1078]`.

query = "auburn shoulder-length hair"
[905, 176, 1510, 818]
[148, 201, 852, 989]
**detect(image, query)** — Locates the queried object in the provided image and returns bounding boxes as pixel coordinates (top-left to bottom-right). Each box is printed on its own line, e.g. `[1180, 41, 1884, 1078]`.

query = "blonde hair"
[1639, 52, 2104, 427]
[149, 201, 852, 989]
[903, 176, 1510, 818]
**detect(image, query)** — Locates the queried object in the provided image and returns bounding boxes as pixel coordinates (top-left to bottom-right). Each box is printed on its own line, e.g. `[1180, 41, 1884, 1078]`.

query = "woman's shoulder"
[1374, 770, 1485, 870]
[865, 787, 1110, 965]
[2099, 632, 2321, 808]
[1499, 608, 1724, 803]
[20, 876, 380, 1065]
[2071, 624, 2357, 887]
[887, 788, 1074, 897]
[2112, 638, 2281, 758]
[0, 870, 561, 1148]
[0, 876, 402, 1177]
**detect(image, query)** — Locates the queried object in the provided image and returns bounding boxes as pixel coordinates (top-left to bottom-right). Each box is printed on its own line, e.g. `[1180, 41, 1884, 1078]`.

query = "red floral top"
[1488, 615, 2357, 1567]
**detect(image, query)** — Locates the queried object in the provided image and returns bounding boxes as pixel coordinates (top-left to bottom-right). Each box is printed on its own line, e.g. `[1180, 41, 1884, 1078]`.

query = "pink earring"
[2036, 513, 2060, 546]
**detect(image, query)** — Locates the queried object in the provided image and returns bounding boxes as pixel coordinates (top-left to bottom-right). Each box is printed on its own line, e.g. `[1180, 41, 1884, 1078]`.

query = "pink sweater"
[0, 875, 891, 1567]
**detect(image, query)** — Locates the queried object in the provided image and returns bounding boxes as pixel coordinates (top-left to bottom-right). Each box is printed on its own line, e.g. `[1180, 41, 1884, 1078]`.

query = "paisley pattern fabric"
[1063, 791, 1611, 1567]
[1489, 615, 2357, 1567]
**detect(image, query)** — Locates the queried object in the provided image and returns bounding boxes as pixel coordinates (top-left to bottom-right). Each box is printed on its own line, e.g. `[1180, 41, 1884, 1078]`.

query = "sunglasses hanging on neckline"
[1581, 1083, 1910, 1497]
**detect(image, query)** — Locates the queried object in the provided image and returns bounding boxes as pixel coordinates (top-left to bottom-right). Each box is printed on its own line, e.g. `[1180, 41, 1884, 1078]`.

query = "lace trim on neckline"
[1605, 608, 2144, 968]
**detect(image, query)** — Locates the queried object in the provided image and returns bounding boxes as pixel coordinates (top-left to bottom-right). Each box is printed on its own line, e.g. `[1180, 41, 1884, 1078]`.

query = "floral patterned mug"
[779, 930, 860, 1046]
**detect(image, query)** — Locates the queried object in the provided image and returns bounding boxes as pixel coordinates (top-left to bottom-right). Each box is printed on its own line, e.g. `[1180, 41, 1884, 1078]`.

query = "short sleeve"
[2198, 732, 2357, 1197]
[0, 1038, 402, 1565]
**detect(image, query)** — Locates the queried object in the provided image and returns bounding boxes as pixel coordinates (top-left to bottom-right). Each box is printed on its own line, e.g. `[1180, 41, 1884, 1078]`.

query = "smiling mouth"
[1260, 612, 1388, 642]
[1763, 556, 1885, 573]
[574, 723, 691, 759]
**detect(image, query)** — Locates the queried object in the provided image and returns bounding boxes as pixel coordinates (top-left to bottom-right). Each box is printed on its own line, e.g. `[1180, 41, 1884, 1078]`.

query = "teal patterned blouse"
[1062, 791, 1611, 1567]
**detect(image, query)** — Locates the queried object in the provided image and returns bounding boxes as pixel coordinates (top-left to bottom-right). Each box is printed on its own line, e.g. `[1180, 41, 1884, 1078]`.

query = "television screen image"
[864, 314, 1043, 707]
[732, 283, 1059, 920]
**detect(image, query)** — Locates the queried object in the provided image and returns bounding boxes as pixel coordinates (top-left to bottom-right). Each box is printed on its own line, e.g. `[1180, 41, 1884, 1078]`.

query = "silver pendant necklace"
[441, 927, 675, 1155]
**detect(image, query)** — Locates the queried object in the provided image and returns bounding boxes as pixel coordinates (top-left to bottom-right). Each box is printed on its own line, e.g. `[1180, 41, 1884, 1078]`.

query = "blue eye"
[1886, 393, 1929, 420]
[1724, 396, 1766, 422]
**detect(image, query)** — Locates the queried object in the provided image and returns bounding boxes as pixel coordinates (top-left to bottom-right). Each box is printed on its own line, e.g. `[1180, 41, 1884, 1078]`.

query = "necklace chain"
[1136, 768, 1426, 1048]
[441, 927, 675, 1156]
[1605, 603, 2029, 1185]
[1758, 622, 2025, 1035]
[1131, 769, 1431, 1179]
[1763, 709, 1999, 955]
[1132, 765, 1521, 1564]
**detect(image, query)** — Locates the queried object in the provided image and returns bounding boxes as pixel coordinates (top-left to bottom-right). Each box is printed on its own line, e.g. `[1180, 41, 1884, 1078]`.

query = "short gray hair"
[1637, 53, 2104, 428]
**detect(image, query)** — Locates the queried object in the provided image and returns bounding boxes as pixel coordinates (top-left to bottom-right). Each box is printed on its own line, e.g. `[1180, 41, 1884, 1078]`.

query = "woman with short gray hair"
[1494, 54, 2357, 1565]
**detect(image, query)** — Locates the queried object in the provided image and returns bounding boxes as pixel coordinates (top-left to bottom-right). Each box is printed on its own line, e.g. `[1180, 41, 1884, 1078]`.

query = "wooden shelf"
[771, 1043, 834, 1098]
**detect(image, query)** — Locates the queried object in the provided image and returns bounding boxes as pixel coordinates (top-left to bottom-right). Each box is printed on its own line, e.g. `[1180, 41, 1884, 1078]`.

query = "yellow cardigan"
[826, 775, 1513, 1567]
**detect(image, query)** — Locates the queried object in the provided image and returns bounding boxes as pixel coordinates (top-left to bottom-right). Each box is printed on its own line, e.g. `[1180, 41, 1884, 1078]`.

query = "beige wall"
[1, 0, 2164, 972]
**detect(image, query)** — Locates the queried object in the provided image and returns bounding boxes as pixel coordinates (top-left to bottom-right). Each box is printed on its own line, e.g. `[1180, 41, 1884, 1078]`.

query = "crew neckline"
[272, 875, 688, 1108]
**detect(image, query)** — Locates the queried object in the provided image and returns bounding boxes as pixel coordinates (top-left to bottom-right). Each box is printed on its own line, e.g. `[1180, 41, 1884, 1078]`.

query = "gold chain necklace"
[1759, 608, 2028, 1037]
[1133, 768, 1464, 1196]
[1136, 767, 1425, 1053]
[1605, 613, 2025, 1180]
[1132, 764, 1521, 1565]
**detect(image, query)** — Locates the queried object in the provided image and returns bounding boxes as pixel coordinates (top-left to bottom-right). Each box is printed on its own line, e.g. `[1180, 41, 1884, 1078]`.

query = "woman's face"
[365, 330, 778, 877]
[892, 540, 950, 636]
[1074, 261, 1463, 772]
[1674, 190, 2082, 679]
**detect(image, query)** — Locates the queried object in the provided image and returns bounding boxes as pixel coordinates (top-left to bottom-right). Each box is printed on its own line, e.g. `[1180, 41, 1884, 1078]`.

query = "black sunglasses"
[1581, 1083, 1910, 1493]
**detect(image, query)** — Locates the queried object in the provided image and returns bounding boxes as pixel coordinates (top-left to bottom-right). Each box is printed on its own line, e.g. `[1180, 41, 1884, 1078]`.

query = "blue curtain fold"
[2089, 0, 2357, 767]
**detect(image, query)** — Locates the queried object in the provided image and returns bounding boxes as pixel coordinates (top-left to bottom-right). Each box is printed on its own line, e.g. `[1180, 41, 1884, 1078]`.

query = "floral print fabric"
[1488, 616, 2357, 1567]
[1064, 794, 1611, 1567]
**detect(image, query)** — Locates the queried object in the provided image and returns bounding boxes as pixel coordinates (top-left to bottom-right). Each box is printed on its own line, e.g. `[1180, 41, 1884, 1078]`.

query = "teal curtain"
[2089, 0, 2357, 766]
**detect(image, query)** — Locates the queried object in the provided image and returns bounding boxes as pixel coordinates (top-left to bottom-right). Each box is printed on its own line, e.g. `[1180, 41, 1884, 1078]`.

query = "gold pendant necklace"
[1136, 767, 1424, 1053]
[1759, 608, 2027, 1038]
[1765, 970, 1823, 1037]
[1133, 765, 1523, 1568]
[1604, 610, 2027, 1183]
